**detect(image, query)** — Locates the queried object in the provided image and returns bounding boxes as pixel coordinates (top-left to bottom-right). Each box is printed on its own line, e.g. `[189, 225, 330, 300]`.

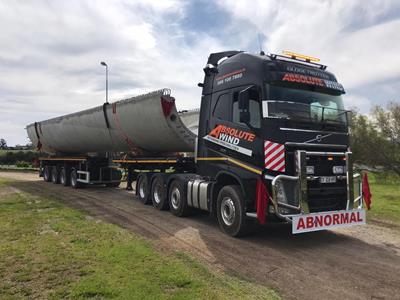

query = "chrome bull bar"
[269, 151, 363, 221]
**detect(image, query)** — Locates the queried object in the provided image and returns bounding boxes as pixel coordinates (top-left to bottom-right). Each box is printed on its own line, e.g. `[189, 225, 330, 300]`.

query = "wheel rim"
[71, 172, 76, 186]
[153, 182, 162, 204]
[60, 170, 65, 184]
[171, 187, 180, 210]
[44, 168, 49, 180]
[221, 197, 236, 226]
[139, 179, 147, 199]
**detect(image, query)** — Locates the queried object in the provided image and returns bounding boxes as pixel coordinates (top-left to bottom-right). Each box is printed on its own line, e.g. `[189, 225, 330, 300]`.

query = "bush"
[0, 151, 40, 165]
[16, 161, 30, 168]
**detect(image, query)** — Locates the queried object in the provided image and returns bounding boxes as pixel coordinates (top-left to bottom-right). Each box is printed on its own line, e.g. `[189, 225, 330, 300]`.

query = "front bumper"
[267, 151, 364, 228]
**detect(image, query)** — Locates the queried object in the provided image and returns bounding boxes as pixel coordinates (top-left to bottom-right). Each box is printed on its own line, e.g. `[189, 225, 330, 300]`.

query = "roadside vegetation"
[0, 150, 40, 171]
[367, 172, 400, 224]
[0, 178, 279, 300]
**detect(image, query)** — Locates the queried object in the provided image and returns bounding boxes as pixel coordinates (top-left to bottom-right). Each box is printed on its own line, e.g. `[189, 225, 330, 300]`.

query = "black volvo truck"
[117, 50, 366, 236]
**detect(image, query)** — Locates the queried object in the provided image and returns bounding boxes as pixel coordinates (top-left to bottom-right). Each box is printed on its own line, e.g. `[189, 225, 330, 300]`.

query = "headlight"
[276, 180, 287, 204]
[332, 165, 345, 174]
[306, 166, 314, 175]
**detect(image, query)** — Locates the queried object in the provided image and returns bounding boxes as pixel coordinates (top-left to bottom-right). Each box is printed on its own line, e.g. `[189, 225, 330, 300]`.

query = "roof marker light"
[282, 50, 320, 63]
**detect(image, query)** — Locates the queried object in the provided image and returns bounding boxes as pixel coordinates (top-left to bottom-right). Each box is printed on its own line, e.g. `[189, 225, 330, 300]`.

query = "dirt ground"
[1, 171, 400, 300]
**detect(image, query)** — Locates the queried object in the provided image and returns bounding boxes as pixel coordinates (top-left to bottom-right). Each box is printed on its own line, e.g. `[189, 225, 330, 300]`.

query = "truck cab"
[194, 50, 364, 235]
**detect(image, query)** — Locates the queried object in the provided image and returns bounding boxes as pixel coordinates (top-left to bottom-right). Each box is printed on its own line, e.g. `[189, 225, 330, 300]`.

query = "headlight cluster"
[276, 180, 287, 204]
[332, 165, 346, 174]
[305, 165, 346, 174]
[306, 166, 314, 175]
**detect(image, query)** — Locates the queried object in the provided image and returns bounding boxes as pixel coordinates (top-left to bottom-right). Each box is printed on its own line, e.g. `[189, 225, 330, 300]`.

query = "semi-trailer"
[27, 50, 367, 236]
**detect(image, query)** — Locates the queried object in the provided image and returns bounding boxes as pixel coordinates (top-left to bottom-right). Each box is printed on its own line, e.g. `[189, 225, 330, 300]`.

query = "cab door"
[204, 86, 263, 167]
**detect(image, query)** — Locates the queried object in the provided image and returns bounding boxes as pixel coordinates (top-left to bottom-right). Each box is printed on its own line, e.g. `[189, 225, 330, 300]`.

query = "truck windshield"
[265, 83, 348, 127]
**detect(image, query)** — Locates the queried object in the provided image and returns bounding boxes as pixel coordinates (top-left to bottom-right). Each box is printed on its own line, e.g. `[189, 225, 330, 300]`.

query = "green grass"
[367, 173, 400, 224]
[0, 178, 279, 300]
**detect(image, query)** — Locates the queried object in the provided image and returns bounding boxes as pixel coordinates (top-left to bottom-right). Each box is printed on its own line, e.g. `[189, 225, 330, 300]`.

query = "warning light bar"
[282, 50, 320, 63]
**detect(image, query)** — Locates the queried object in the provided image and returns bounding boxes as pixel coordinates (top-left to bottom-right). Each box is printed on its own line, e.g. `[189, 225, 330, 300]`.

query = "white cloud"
[0, 0, 225, 145]
[217, 0, 400, 96]
[0, 0, 399, 145]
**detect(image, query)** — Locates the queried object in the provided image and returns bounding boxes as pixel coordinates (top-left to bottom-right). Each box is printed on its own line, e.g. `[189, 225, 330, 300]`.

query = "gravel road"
[1, 171, 400, 300]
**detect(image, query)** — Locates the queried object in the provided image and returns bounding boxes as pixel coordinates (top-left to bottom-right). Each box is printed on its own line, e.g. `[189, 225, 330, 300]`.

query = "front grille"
[307, 181, 347, 212]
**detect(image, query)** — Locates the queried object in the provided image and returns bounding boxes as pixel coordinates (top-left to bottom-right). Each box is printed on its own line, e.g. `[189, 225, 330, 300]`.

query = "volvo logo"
[316, 134, 322, 142]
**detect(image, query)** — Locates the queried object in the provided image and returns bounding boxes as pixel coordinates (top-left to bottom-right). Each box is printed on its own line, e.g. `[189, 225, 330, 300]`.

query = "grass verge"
[0, 178, 279, 299]
[367, 173, 400, 224]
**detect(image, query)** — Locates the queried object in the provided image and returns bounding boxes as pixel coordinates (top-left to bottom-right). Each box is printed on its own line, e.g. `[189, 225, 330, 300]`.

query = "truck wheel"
[60, 167, 70, 186]
[51, 166, 60, 184]
[43, 166, 51, 182]
[151, 175, 168, 210]
[168, 179, 191, 217]
[217, 185, 249, 237]
[70, 169, 82, 189]
[136, 174, 151, 204]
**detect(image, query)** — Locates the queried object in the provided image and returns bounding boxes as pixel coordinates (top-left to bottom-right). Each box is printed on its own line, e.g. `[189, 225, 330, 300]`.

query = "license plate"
[319, 176, 336, 184]
[292, 209, 366, 234]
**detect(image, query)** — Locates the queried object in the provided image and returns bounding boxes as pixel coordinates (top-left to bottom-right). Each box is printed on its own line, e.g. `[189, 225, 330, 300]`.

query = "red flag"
[256, 178, 269, 225]
[362, 172, 372, 210]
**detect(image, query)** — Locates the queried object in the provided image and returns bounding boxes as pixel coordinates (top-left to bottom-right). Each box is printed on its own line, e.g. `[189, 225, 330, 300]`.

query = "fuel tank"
[26, 89, 199, 155]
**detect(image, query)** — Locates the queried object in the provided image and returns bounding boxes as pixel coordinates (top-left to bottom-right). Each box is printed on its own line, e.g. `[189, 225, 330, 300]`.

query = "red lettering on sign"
[306, 217, 314, 228]
[324, 215, 332, 226]
[350, 212, 357, 223]
[357, 211, 363, 222]
[297, 218, 306, 231]
[315, 215, 323, 227]
[333, 214, 340, 225]
[340, 213, 349, 224]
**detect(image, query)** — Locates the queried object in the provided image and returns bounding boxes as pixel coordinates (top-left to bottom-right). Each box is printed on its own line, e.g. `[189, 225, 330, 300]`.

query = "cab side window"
[232, 88, 261, 128]
[213, 93, 231, 121]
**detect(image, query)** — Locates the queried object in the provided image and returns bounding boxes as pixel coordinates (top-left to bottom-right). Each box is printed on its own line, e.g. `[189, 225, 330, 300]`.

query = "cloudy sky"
[1, 0, 399, 146]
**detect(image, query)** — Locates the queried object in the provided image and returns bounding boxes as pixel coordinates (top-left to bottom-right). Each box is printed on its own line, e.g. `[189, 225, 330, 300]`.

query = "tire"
[43, 165, 51, 182]
[217, 185, 249, 237]
[60, 167, 70, 186]
[136, 173, 151, 204]
[51, 166, 60, 184]
[70, 169, 83, 189]
[151, 175, 168, 210]
[168, 179, 191, 217]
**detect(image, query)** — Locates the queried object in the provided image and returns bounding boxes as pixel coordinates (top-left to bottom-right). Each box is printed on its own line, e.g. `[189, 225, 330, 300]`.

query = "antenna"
[258, 34, 265, 55]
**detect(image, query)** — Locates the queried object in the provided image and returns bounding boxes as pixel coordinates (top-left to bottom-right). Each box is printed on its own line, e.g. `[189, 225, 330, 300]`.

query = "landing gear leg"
[126, 168, 133, 191]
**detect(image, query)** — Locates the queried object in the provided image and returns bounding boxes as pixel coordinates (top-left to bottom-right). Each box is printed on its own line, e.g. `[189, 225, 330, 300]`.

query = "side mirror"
[238, 86, 251, 123]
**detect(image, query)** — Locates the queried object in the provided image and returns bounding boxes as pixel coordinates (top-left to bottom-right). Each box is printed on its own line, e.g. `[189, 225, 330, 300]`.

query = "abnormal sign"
[292, 209, 366, 234]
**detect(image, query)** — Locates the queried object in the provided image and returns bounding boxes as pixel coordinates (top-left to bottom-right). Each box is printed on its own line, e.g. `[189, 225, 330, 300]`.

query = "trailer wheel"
[168, 179, 191, 217]
[43, 166, 51, 182]
[70, 169, 82, 189]
[151, 175, 168, 210]
[136, 174, 151, 204]
[217, 185, 249, 237]
[60, 167, 70, 186]
[51, 166, 60, 184]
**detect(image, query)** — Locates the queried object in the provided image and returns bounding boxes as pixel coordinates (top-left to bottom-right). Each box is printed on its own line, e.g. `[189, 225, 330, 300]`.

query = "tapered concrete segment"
[27, 89, 199, 154]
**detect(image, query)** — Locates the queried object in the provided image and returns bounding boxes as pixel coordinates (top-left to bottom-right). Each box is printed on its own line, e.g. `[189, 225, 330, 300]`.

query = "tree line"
[350, 102, 400, 176]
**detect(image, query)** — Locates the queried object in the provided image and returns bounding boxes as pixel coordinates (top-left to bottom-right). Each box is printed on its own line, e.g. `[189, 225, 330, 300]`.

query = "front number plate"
[319, 176, 336, 184]
[292, 210, 366, 234]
